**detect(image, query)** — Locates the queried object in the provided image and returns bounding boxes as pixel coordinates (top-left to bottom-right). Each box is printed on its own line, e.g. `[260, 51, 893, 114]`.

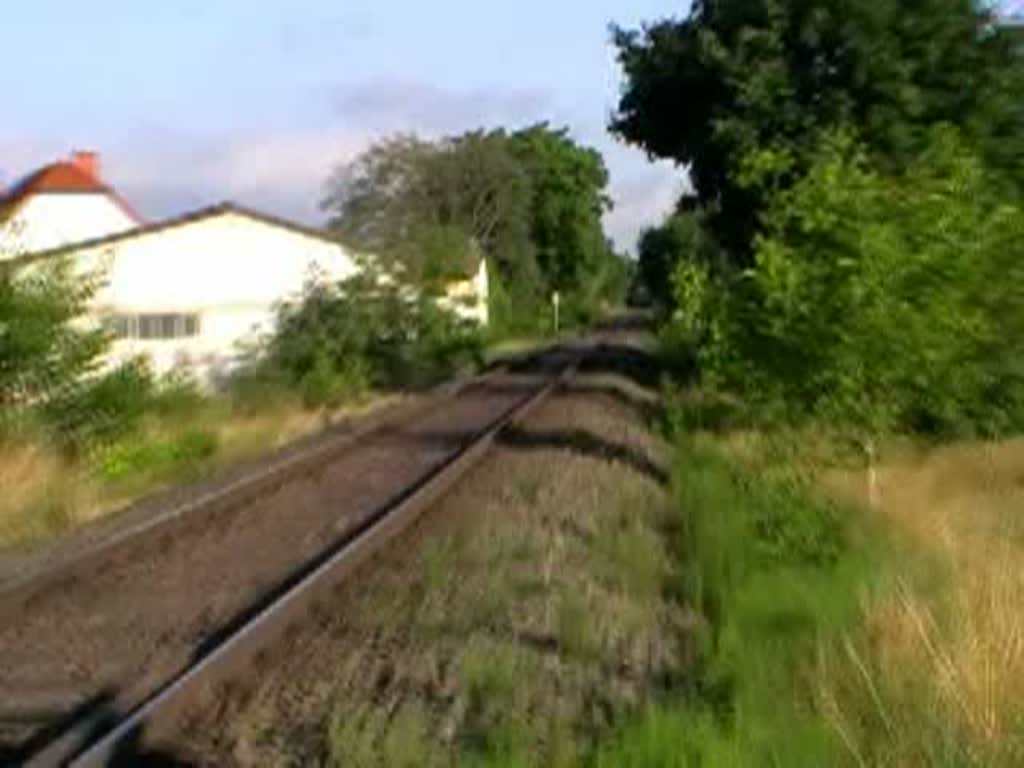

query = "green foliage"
[486, 260, 546, 337]
[95, 429, 218, 483]
[636, 207, 719, 310]
[149, 370, 205, 419]
[612, 0, 1024, 258]
[459, 643, 529, 762]
[0, 259, 107, 408]
[590, 436, 869, 767]
[555, 588, 595, 659]
[299, 353, 370, 409]
[682, 128, 1024, 438]
[263, 265, 484, 403]
[42, 360, 156, 455]
[324, 124, 626, 336]
[507, 125, 618, 296]
[0, 257, 178, 454]
[671, 437, 847, 626]
[225, 363, 296, 414]
[325, 131, 533, 286]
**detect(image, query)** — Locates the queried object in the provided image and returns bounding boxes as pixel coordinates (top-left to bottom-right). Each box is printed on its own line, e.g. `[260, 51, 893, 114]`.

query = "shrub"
[299, 353, 370, 409]
[42, 360, 155, 455]
[597, 435, 869, 766]
[95, 429, 218, 483]
[150, 370, 205, 420]
[0, 258, 107, 409]
[678, 127, 1024, 441]
[225, 363, 295, 414]
[265, 266, 485, 404]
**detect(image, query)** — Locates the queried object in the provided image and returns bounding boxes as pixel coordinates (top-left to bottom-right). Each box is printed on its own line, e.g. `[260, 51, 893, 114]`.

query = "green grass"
[93, 429, 219, 484]
[590, 430, 1024, 767]
[590, 435, 884, 767]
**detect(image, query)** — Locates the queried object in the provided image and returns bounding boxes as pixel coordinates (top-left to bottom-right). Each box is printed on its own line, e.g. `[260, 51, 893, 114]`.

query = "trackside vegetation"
[323, 124, 631, 335]
[2, 0, 1022, 761]
[607, 0, 1024, 764]
[587, 426, 1024, 766]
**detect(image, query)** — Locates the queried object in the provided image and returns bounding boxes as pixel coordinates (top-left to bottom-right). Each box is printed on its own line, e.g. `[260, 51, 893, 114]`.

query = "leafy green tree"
[325, 125, 626, 331]
[507, 125, 613, 294]
[324, 132, 535, 290]
[636, 202, 719, 310]
[0, 259, 107, 410]
[612, 0, 1024, 258]
[682, 128, 1024, 440]
[0, 257, 160, 453]
[265, 263, 483, 404]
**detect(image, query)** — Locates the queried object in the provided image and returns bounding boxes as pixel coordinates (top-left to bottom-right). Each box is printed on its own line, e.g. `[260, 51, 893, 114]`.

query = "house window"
[107, 313, 201, 340]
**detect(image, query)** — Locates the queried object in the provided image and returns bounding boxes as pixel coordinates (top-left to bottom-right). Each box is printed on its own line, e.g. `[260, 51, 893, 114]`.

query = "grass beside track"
[33, 328, 1017, 764]
[0, 396, 397, 551]
[595, 433, 1024, 767]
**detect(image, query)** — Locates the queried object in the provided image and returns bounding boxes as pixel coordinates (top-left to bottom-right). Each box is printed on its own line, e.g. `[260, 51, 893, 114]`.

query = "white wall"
[71, 210, 359, 383]
[1, 193, 137, 255]
[27, 208, 486, 386]
[439, 259, 489, 325]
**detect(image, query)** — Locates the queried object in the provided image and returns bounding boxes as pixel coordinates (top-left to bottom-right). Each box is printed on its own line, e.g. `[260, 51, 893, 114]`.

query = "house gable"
[1, 153, 142, 256]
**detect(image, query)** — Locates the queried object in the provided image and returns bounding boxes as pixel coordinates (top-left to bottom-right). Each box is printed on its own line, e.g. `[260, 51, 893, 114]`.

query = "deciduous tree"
[612, 0, 1024, 258]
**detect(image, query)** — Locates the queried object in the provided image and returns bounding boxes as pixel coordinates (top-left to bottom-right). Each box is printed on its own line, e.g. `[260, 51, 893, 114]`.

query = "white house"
[0, 151, 141, 253]
[1, 151, 488, 384]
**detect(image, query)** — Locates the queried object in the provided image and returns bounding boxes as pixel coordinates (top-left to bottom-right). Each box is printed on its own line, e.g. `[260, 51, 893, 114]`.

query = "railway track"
[0, 338, 590, 766]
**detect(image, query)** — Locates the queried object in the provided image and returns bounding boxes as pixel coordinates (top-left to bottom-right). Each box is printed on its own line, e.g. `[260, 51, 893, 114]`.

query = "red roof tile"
[8, 162, 106, 196]
[1, 161, 143, 224]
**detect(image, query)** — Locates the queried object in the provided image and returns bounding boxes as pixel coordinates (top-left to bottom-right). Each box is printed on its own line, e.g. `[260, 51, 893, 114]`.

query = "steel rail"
[0, 351, 542, 619]
[25, 343, 586, 767]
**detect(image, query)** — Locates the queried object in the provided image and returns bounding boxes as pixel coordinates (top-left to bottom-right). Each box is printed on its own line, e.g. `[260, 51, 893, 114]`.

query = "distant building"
[0, 151, 141, 252]
[1, 151, 488, 384]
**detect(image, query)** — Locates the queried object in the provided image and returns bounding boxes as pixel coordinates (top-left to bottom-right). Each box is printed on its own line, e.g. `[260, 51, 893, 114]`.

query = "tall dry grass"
[823, 439, 1024, 762]
[0, 442, 98, 547]
[0, 397, 399, 552]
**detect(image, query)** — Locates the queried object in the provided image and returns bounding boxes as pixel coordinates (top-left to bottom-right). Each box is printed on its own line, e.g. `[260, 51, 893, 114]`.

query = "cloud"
[111, 130, 371, 222]
[603, 153, 683, 254]
[332, 79, 557, 136]
[0, 81, 682, 250]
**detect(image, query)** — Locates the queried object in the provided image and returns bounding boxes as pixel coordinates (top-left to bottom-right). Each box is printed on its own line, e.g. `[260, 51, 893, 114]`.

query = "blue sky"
[0, 1, 689, 251]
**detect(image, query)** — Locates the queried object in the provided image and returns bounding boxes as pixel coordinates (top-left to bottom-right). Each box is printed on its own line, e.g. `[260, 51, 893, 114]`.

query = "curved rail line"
[19, 342, 588, 767]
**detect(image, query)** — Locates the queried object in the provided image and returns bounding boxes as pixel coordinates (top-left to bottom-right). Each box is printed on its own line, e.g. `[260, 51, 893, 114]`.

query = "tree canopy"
[616, 0, 1024, 439]
[324, 132, 532, 287]
[0, 260, 107, 409]
[507, 126, 612, 293]
[613, 0, 1024, 258]
[323, 124, 626, 330]
[686, 128, 1024, 437]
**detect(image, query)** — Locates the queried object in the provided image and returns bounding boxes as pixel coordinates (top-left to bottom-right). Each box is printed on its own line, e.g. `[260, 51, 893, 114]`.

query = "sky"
[0, 1, 690, 252]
